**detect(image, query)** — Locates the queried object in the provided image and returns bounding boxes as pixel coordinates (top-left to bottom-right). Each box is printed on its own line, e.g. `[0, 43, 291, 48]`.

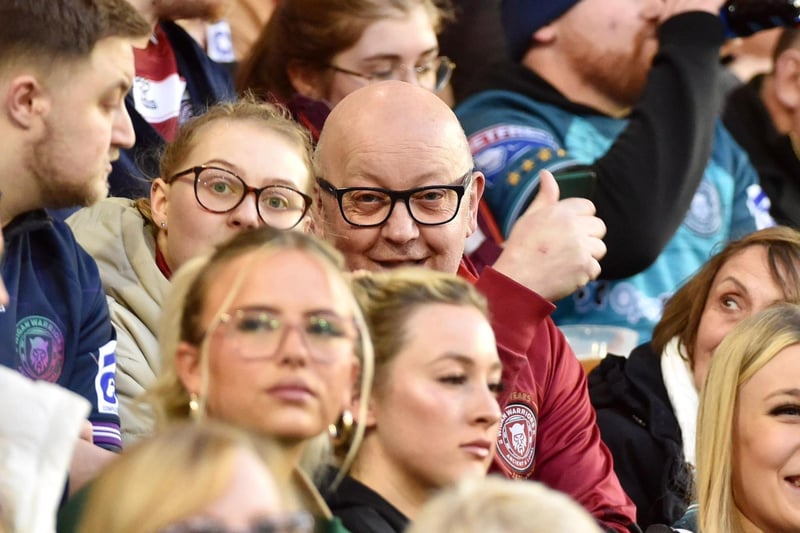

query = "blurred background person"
[236, 0, 455, 141]
[589, 226, 800, 528]
[112, 0, 236, 200]
[147, 227, 373, 531]
[723, 27, 800, 227]
[407, 476, 602, 533]
[324, 268, 501, 532]
[67, 99, 314, 445]
[79, 421, 313, 533]
[694, 302, 800, 533]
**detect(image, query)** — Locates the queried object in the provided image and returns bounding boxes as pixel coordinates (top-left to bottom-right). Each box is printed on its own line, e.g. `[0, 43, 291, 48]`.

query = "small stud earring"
[160, 221, 167, 229]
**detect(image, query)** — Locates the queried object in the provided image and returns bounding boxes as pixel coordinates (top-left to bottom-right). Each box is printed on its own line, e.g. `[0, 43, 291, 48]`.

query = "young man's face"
[30, 36, 135, 209]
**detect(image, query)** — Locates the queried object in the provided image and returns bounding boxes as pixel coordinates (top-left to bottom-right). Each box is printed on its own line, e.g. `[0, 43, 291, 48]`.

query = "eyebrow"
[233, 305, 345, 318]
[201, 159, 303, 188]
[714, 276, 749, 294]
[431, 353, 503, 372]
[360, 47, 440, 63]
[766, 388, 800, 400]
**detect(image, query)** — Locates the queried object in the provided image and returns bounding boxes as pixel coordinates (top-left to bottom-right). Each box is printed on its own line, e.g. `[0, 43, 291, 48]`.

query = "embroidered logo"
[684, 180, 722, 237]
[95, 340, 118, 415]
[16, 315, 64, 382]
[497, 401, 537, 475]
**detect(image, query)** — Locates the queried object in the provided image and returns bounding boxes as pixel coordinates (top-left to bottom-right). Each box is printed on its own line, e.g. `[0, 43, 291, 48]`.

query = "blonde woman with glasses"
[145, 227, 374, 532]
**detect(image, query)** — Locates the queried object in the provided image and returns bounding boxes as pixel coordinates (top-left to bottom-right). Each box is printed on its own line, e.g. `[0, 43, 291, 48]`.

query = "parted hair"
[651, 226, 800, 365]
[696, 302, 800, 533]
[0, 0, 148, 72]
[235, 0, 454, 100]
[351, 267, 488, 392]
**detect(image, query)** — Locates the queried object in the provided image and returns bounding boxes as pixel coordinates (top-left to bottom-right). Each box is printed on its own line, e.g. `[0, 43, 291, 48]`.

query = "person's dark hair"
[652, 226, 800, 366]
[236, 0, 454, 101]
[0, 0, 149, 71]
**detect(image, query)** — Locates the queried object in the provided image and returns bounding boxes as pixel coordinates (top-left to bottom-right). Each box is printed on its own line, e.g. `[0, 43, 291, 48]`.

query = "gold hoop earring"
[189, 392, 201, 420]
[328, 409, 354, 454]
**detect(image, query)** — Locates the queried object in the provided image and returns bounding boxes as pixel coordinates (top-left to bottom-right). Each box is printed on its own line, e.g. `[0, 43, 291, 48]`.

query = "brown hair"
[236, 0, 454, 101]
[0, 0, 148, 73]
[651, 226, 800, 365]
[134, 96, 314, 227]
[352, 267, 489, 392]
[773, 28, 800, 64]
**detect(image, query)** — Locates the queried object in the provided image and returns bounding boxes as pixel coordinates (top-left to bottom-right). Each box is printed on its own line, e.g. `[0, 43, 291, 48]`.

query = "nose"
[471, 384, 502, 428]
[275, 324, 311, 366]
[399, 65, 423, 87]
[380, 200, 420, 244]
[229, 191, 263, 229]
[111, 103, 136, 150]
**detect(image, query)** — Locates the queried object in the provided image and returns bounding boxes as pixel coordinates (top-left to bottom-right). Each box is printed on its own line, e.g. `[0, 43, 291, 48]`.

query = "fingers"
[527, 170, 560, 212]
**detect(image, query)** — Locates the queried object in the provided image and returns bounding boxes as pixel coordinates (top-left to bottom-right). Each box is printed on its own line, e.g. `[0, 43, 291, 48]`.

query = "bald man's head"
[313, 81, 483, 276]
[315, 81, 473, 177]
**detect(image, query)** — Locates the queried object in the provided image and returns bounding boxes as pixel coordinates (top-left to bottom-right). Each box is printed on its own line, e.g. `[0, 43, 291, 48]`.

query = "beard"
[152, 0, 228, 21]
[29, 126, 109, 210]
[561, 24, 657, 109]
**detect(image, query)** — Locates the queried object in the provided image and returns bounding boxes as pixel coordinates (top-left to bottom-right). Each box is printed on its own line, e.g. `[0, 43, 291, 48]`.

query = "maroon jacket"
[459, 259, 638, 532]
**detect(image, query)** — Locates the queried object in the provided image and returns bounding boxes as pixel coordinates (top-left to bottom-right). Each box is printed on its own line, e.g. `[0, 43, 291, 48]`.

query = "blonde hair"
[79, 422, 283, 533]
[407, 476, 602, 533]
[696, 302, 800, 533]
[351, 267, 489, 393]
[134, 96, 315, 229]
[144, 227, 374, 481]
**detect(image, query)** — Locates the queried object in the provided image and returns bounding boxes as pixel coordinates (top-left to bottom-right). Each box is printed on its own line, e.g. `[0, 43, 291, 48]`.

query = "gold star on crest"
[508, 172, 520, 186]
[557, 148, 567, 157]
[537, 148, 552, 162]
[521, 159, 534, 171]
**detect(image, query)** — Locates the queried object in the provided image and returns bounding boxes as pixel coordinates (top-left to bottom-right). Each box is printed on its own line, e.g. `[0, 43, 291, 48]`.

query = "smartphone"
[551, 166, 597, 200]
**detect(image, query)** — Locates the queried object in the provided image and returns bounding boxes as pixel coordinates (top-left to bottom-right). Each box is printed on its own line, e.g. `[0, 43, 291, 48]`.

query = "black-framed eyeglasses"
[159, 510, 315, 533]
[316, 170, 473, 228]
[169, 166, 312, 230]
[201, 307, 357, 364]
[325, 55, 455, 93]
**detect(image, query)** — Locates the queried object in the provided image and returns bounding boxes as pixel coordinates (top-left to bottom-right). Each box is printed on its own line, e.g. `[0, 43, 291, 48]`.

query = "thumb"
[529, 169, 560, 210]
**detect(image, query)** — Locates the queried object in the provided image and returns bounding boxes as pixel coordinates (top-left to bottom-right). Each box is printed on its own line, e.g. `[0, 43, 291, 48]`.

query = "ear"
[774, 49, 800, 110]
[466, 171, 486, 237]
[150, 177, 170, 227]
[287, 60, 326, 100]
[174, 341, 202, 396]
[532, 22, 557, 45]
[5, 74, 49, 130]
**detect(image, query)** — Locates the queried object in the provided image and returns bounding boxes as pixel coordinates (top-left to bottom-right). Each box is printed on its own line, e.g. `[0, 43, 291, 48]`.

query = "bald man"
[315, 81, 638, 533]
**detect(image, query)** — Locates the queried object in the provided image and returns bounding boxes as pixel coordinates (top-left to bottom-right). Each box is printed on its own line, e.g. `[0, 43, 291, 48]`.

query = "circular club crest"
[16, 315, 65, 383]
[497, 402, 537, 475]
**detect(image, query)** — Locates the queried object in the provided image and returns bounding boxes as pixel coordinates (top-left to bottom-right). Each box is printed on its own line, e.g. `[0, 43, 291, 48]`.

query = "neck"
[350, 438, 430, 521]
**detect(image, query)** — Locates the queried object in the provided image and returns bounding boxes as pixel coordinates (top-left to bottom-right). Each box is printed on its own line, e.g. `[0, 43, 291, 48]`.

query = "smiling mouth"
[374, 259, 426, 269]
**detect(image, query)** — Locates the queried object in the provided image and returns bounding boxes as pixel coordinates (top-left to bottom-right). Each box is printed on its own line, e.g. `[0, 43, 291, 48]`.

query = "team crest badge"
[16, 315, 65, 382]
[497, 402, 537, 475]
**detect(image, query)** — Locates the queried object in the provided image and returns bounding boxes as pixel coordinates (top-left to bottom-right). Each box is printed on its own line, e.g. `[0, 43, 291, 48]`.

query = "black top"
[323, 474, 409, 533]
[723, 74, 800, 228]
[588, 344, 694, 529]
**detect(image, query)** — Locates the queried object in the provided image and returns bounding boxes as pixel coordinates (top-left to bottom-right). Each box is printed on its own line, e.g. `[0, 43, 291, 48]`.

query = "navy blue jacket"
[109, 20, 236, 199]
[0, 210, 121, 451]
